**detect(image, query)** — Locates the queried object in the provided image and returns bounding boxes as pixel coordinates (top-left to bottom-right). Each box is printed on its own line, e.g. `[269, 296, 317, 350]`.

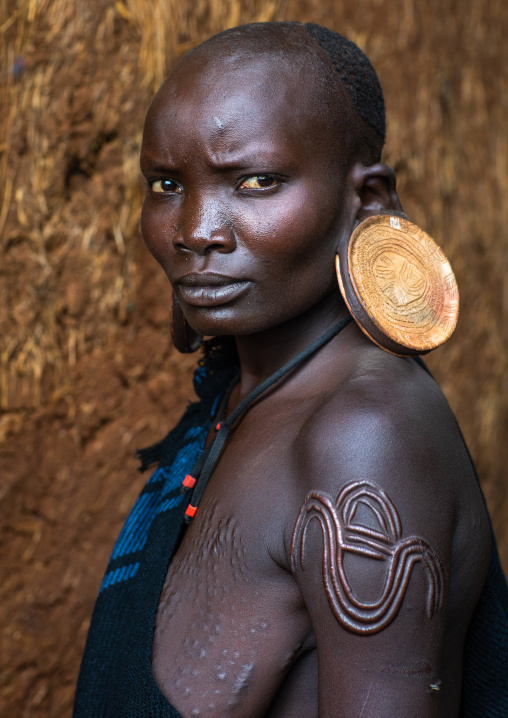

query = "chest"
[150, 402, 316, 717]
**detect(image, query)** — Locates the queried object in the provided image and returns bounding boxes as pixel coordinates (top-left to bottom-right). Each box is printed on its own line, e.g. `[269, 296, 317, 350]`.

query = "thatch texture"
[0, 0, 506, 714]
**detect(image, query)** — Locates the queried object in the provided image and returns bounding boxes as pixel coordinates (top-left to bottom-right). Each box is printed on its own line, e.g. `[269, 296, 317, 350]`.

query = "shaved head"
[162, 22, 385, 168]
[140, 20, 401, 341]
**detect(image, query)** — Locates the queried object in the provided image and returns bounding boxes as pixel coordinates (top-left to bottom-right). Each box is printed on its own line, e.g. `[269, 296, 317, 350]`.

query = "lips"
[176, 273, 251, 307]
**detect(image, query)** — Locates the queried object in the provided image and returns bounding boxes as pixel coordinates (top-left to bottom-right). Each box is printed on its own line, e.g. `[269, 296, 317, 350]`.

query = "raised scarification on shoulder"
[290, 481, 444, 634]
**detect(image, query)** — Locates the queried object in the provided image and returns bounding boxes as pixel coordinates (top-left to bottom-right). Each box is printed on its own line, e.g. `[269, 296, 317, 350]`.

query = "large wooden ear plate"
[336, 215, 459, 357]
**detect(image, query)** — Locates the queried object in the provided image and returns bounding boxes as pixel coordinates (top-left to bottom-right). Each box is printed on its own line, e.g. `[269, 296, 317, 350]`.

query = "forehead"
[143, 49, 350, 164]
[152, 52, 318, 123]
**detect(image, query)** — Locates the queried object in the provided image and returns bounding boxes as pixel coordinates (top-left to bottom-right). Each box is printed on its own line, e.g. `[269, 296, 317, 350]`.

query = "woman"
[74, 22, 508, 718]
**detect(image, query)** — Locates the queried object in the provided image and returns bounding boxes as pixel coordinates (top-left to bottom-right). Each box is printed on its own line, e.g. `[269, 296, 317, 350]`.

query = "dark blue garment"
[462, 537, 508, 717]
[74, 349, 508, 717]
[73, 411, 208, 717]
[73, 342, 238, 718]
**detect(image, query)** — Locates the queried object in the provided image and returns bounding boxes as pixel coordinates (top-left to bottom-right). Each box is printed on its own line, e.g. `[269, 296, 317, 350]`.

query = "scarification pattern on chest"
[153, 501, 272, 716]
[290, 481, 444, 634]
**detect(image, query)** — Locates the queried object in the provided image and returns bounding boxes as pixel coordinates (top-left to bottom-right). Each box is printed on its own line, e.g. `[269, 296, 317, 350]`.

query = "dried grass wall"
[0, 0, 506, 715]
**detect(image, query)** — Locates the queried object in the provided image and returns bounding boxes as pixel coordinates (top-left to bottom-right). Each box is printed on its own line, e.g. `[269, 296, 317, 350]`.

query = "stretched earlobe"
[171, 292, 203, 353]
[336, 215, 459, 356]
[352, 163, 406, 225]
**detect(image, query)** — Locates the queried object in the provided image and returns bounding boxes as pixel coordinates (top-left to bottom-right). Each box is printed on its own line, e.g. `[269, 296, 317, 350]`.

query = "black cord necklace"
[181, 315, 352, 523]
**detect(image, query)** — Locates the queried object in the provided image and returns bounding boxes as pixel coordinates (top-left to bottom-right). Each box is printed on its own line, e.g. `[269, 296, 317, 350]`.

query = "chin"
[184, 309, 274, 339]
[183, 309, 241, 337]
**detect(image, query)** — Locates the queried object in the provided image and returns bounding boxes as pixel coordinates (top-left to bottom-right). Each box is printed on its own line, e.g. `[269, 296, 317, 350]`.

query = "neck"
[232, 293, 350, 400]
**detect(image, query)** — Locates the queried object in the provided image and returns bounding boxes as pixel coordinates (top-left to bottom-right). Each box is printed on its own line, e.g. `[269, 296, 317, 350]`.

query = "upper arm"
[288, 381, 460, 717]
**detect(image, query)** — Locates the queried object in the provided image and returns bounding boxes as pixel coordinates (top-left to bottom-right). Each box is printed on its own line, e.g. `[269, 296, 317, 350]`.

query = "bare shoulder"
[293, 345, 481, 517]
[287, 342, 490, 630]
[284, 343, 491, 716]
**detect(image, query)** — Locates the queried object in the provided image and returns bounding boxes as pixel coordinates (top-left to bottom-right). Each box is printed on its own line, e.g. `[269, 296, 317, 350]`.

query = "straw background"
[1, 0, 506, 714]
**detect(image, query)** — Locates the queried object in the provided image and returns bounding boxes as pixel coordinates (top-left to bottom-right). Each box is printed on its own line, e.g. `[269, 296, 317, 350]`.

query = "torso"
[151, 331, 490, 718]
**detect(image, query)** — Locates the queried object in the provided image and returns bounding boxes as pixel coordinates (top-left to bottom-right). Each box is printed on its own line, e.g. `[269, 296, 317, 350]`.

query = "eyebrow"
[207, 149, 292, 171]
[140, 161, 177, 175]
[141, 152, 294, 176]
[140, 152, 178, 174]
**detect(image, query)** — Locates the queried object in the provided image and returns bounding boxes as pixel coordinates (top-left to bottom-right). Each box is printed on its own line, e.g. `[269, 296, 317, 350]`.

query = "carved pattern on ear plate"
[346, 216, 459, 352]
[290, 481, 444, 635]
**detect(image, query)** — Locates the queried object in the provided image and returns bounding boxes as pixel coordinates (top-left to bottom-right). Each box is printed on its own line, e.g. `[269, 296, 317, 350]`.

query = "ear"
[351, 163, 407, 226]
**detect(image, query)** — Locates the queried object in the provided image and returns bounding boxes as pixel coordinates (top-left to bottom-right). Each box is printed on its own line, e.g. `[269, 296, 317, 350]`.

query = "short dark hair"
[304, 23, 385, 146]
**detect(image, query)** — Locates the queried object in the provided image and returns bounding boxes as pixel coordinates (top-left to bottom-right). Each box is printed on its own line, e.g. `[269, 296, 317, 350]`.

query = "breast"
[151, 494, 312, 718]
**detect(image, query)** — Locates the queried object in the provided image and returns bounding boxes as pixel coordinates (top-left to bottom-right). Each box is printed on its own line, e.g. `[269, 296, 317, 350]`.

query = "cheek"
[140, 200, 176, 271]
[234, 188, 340, 271]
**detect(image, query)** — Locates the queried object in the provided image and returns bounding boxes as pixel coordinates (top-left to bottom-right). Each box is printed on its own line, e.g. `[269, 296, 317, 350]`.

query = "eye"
[239, 175, 280, 191]
[149, 179, 183, 194]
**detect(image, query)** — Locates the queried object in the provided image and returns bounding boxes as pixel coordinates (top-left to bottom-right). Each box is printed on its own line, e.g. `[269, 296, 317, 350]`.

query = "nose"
[173, 193, 236, 256]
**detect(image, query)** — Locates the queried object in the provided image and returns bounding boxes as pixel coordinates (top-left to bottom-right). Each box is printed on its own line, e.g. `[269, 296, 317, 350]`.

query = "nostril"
[174, 242, 192, 256]
[204, 237, 231, 254]
[175, 226, 236, 255]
